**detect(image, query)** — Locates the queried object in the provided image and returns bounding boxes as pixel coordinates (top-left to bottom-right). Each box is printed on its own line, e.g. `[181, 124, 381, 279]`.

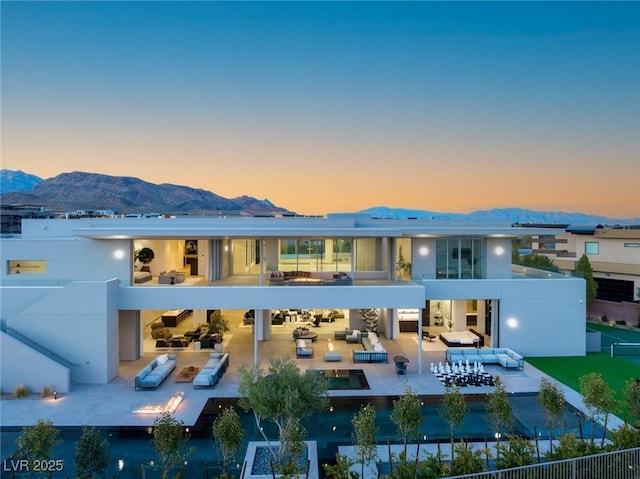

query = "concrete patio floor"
[0, 310, 622, 431]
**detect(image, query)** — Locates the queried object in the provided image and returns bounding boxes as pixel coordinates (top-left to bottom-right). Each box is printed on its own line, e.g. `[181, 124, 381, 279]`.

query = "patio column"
[417, 309, 423, 374]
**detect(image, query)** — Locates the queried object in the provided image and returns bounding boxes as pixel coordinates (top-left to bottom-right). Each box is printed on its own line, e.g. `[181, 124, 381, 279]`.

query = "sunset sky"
[2, 2, 639, 217]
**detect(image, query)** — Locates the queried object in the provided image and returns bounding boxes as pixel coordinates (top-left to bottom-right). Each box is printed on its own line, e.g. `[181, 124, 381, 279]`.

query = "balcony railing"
[446, 447, 640, 479]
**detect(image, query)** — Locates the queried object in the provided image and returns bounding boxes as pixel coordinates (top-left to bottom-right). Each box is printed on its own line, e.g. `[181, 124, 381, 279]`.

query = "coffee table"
[175, 366, 199, 383]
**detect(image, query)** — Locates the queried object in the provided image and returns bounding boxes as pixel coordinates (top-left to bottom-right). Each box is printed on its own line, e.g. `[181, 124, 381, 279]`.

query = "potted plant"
[396, 247, 411, 280]
[208, 311, 229, 351]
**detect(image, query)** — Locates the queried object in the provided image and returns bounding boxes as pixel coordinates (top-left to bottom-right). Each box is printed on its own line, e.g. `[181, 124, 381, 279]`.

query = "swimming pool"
[0, 393, 600, 478]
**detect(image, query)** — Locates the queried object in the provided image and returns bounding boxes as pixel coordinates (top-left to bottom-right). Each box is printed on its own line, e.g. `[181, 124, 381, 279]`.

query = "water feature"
[0, 393, 600, 478]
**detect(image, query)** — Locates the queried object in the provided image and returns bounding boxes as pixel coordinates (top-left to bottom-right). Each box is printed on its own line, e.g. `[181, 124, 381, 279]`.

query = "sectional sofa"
[158, 270, 186, 284]
[353, 332, 388, 363]
[135, 353, 177, 390]
[334, 329, 368, 343]
[193, 353, 229, 389]
[446, 347, 524, 370]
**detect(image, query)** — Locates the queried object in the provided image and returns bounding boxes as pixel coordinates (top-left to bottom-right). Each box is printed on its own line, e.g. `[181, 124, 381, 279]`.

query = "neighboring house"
[0, 204, 54, 234]
[0, 215, 585, 393]
[533, 225, 640, 322]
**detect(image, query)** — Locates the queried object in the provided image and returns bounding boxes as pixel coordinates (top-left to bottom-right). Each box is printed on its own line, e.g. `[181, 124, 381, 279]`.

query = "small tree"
[396, 246, 412, 278]
[208, 310, 230, 342]
[623, 378, 640, 426]
[352, 403, 378, 479]
[576, 254, 598, 318]
[390, 383, 422, 456]
[440, 385, 468, 461]
[152, 412, 194, 479]
[496, 435, 536, 469]
[579, 372, 617, 447]
[358, 309, 379, 332]
[323, 453, 358, 479]
[237, 356, 328, 471]
[74, 425, 109, 479]
[516, 254, 560, 272]
[450, 440, 485, 476]
[609, 423, 640, 450]
[485, 376, 513, 462]
[212, 407, 243, 478]
[14, 419, 62, 472]
[511, 238, 522, 263]
[545, 432, 599, 461]
[538, 378, 565, 454]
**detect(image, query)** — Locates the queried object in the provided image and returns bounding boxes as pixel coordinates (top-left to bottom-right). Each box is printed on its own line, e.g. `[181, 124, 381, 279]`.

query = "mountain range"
[0, 170, 293, 216]
[354, 206, 638, 226]
[1, 169, 638, 225]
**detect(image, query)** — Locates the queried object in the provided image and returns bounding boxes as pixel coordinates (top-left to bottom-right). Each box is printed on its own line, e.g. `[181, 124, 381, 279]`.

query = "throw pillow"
[157, 353, 168, 365]
[374, 343, 384, 352]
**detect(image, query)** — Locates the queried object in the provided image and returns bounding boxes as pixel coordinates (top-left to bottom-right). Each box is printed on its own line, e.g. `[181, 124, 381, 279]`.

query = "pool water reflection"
[0, 393, 599, 479]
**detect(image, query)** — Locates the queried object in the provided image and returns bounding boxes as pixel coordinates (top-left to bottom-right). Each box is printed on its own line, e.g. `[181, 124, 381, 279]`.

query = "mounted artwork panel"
[185, 240, 198, 255]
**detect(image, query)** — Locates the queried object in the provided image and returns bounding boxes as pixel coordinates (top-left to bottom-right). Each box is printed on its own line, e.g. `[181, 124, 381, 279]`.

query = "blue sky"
[2, 1, 639, 216]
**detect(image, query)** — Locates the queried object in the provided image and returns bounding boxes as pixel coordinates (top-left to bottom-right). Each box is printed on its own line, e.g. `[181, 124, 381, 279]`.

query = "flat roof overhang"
[71, 227, 399, 239]
[71, 225, 564, 240]
[116, 283, 426, 310]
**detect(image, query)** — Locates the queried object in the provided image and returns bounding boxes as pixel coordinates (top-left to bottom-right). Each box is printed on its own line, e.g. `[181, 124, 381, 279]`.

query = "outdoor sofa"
[446, 347, 524, 370]
[135, 353, 177, 390]
[334, 329, 368, 343]
[353, 332, 388, 363]
[193, 353, 229, 388]
[296, 339, 314, 358]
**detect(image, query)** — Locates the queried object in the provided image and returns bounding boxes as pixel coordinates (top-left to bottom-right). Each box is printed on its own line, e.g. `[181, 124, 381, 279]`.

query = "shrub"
[14, 384, 29, 398]
[41, 385, 53, 398]
[601, 315, 608, 323]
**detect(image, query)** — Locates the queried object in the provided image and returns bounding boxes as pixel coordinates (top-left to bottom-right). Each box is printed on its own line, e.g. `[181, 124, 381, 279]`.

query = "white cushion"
[157, 353, 168, 365]
[369, 335, 379, 345]
[374, 342, 384, 352]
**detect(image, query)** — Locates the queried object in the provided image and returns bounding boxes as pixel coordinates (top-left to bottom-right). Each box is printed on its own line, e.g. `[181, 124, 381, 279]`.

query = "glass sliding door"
[436, 238, 486, 279]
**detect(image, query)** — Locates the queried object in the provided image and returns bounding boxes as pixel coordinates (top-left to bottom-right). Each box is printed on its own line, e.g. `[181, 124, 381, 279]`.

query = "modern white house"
[0, 215, 586, 394]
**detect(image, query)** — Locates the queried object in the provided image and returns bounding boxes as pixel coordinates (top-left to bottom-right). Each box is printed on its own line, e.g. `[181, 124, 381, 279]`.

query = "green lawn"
[527, 339, 640, 421]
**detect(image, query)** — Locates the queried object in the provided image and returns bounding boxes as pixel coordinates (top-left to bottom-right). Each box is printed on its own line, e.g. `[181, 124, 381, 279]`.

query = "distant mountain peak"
[0, 169, 43, 193]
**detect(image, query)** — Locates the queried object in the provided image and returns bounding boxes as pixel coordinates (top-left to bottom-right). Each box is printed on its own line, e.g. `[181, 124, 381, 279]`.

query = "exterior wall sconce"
[507, 318, 518, 328]
[419, 246, 429, 256]
[53, 391, 57, 400]
[113, 249, 125, 259]
[494, 246, 505, 256]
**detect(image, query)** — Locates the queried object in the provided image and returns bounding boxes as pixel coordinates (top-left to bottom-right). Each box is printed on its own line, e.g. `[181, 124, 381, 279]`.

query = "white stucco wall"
[486, 238, 512, 279]
[1, 237, 132, 284]
[412, 238, 436, 279]
[423, 276, 585, 357]
[1, 332, 71, 394]
[1, 280, 120, 384]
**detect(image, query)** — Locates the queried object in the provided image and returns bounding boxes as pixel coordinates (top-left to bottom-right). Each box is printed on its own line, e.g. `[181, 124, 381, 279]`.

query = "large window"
[435, 239, 485, 279]
[278, 239, 355, 272]
[585, 242, 599, 255]
[280, 240, 325, 258]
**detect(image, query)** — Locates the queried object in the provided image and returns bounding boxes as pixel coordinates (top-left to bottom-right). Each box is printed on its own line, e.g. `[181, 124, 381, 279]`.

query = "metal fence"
[445, 447, 640, 479]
